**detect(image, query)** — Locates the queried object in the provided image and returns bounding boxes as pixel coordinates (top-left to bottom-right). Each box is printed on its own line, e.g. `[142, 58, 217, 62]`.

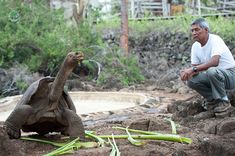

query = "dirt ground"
[0, 89, 235, 156]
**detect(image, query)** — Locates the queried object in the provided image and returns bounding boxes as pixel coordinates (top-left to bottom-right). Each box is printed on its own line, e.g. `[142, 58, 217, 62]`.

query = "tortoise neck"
[49, 60, 74, 102]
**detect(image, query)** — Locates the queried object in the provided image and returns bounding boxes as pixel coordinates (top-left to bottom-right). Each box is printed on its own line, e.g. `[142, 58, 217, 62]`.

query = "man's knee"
[207, 67, 225, 82]
[207, 67, 218, 78]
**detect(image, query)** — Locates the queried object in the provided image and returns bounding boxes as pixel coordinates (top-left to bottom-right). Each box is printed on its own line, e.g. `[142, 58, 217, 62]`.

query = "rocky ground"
[0, 84, 235, 156]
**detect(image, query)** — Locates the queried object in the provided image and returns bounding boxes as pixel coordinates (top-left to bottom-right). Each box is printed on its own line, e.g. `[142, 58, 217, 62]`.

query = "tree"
[73, 0, 86, 25]
[120, 0, 129, 56]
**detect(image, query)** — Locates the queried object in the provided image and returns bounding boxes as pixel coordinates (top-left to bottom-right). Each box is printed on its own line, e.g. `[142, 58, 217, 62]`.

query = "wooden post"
[223, 0, 226, 11]
[120, 0, 129, 56]
[162, 0, 168, 16]
[192, 0, 196, 15]
[131, 0, 135, 18]
[198, 0, 201, 16]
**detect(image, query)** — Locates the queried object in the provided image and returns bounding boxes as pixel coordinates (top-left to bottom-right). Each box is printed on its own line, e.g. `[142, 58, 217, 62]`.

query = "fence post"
[131, 0, 135, 18]
[162, 0, 168, 16]
[198, 0, 201, 16]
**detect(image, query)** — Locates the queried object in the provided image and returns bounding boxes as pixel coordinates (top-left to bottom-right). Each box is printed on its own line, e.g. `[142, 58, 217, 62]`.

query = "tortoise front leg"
[61, 109, 85, 140]
[4, 105, 33, 139]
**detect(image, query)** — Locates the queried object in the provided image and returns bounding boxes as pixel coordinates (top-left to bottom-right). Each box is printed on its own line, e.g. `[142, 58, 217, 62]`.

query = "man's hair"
[191, 18, 210, 32]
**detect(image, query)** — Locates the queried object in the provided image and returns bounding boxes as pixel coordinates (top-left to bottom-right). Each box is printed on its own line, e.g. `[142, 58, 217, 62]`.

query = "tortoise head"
[66, 52, 84, 67]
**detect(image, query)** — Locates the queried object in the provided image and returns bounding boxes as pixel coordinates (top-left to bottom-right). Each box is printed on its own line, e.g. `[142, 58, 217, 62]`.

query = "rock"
[177, 86, 189, 94]
[0, 124, 23, 156]
[193, 111, 215, 121]
[169, 98, 205, 120]
[167, 102, 178, 113]
[172, 150, 187, 156]
[143, 97, 159, 105]
[0, 68, 7, 82]
[216, 117, 235, 135]
[203, 120, 219, 134]
[199, 134, 235, 156]
[128, 118, 150, 131]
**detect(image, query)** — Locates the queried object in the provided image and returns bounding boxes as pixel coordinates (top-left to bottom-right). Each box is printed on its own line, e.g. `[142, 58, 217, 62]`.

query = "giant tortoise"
[4, 52, 85, 140]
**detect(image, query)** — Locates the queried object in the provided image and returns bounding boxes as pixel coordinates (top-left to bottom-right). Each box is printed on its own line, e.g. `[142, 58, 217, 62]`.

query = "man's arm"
[193, 55, 220, 72]
[180, 55, 220, 81]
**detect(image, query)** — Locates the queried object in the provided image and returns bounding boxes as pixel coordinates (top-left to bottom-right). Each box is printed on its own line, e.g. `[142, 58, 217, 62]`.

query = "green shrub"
[15, 80, 28, 93]
[0, 0, 104, 74]
[97, 49, 145, 86]
[95, 15, 235, 42]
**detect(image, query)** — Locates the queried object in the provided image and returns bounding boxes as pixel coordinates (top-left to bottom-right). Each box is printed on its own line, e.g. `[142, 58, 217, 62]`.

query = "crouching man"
[180, 18, 235, 117]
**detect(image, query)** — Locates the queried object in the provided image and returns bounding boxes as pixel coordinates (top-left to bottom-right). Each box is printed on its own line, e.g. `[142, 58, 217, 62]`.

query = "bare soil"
[0, 89, 235, 156]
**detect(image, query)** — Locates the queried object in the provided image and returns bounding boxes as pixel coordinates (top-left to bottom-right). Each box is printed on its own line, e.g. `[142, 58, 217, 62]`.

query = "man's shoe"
[202, 100, 218, 111]
[214, 101, 231, 113]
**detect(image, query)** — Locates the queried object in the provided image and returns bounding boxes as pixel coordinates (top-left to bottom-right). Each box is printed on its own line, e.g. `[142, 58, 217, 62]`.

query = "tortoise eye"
[75, 52, 78, 55]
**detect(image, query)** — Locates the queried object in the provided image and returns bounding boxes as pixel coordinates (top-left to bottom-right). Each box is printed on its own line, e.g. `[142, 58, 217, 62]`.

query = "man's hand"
[180, 68, 194, 81]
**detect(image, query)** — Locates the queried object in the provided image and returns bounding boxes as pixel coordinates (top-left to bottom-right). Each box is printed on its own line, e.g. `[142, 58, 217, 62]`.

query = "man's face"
[191, 24, 208, 42]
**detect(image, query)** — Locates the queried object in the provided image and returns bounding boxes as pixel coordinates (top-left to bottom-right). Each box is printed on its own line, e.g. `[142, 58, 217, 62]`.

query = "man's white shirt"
[191, 34, 235, 69]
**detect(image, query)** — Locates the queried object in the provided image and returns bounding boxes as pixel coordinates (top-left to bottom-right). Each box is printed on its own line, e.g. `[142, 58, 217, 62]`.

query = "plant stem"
[112, 134, 121, 156]
[165, 118, 177, 134]
[125, 127, 146, 146]
[85, 131, 107, 147]
[20, 137, 65, 147]
[98, 134, 192, 144]
[113, 126, 160, 135]
[43, 137, 80, 156]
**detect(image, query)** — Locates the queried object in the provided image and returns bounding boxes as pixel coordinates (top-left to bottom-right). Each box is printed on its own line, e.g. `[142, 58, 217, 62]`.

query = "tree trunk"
[120, 0, 129, 56]
[73, 0, 86, 25]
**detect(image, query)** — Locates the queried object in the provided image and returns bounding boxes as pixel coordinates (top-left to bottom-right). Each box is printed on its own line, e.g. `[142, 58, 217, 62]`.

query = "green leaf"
[21, 136, 98, 156]
[126, 127, 146, 146]
[85, 130, 107, 147]
[20, 137, 66, 147]
[113, 126, 160, 135]
[99, 134, 192, 144]
[108, 138, 117, 156]
[165, 118, 177, 134]
[112, 133, 121, 156]
[43, 137, 80, 156]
